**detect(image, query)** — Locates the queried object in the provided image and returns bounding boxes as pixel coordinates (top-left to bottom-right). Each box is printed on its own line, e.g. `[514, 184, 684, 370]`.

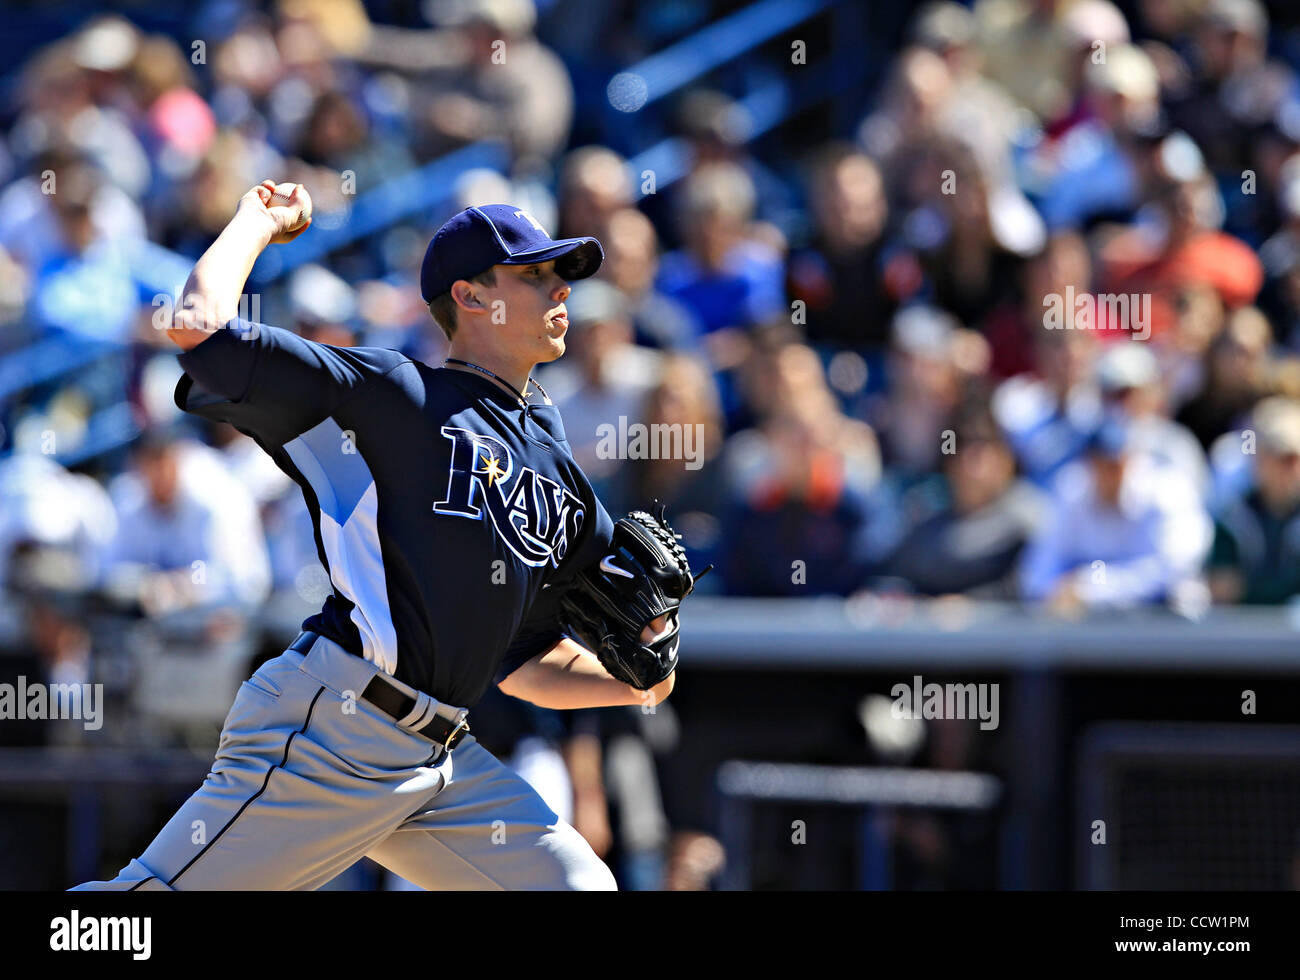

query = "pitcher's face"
[479, 260, 572, 365]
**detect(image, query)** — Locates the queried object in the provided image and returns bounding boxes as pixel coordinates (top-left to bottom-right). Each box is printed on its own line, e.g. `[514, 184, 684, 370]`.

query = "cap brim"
[502, 237, 604, 282]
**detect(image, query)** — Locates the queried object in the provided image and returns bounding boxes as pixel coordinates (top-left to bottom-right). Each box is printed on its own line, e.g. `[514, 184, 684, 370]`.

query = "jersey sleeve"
[173, 319, 404, 447]
[564, 493, 615, 576]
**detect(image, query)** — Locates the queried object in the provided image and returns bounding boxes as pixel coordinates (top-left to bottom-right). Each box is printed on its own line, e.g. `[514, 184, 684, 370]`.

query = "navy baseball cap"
[420, 204, 604, 302]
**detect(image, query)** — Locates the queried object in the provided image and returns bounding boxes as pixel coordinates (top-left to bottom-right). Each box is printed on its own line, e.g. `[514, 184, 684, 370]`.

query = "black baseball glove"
[558, 505, 709, 690]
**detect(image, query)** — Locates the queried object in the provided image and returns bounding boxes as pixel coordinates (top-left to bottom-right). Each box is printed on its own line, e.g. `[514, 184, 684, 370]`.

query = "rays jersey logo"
[432, 426, 585, 567]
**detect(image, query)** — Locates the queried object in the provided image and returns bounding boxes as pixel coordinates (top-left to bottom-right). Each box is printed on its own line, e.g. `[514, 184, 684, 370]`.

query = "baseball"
[261, 180, 312, 242]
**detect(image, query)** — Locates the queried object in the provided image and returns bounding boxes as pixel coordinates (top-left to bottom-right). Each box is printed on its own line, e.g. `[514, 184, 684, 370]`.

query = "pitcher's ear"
[450, 279, 486, 313]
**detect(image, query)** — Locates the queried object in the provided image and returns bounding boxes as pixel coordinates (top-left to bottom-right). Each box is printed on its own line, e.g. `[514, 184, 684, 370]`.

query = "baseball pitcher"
[72, 181, 704, 890]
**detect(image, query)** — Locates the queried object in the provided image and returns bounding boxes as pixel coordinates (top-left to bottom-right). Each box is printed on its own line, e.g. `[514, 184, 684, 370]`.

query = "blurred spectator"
[557, 146, 633, 241]
[720, 344, 889, 595]
[164, 130, 280, 256]
[0, 582, 92, 750]
[1176, 305, 1274, 448]
[1158, 281, 1228, 411]
[983, 229, 1091, 379]
[1166, 0, 1294, 178]
[859, 46, 955, 213]
[872, 306, 991, 477]
[1257, 154, 1300, 347]
[288, 262, 361, 342]
[910, 2, 1024, 192]
[101, 429, 271, 614]
[1050, 1, 1140, 133]
[1207, 396, 1300, 603]
[976, 0, 1133, 127]
[27, 161, 139, 344]
[9, 19, 152, 197]
[909, 146, 1037, 330]
[598, 207, 698, 350]
[127, 33, 216, 190]
[786, 145, 901, 351]
[0, 454, 116, 595]
[656, 161, 786, 345]
[1029, 42, 1162, 230]
[299, 89, 414, 194]
[1100, 139, 1264, 338]
[1095, 341, 1210, 497]
[208, 14, 284, 117]
[1019, 416, 1212, 610]
[535, 279, 663, 489]
[0, 148, 145, 278]
[886, 404, 1046, 597]
[604, 353, 727, 576]
[414, 0, 574, 171]
[656, 162, 786, 434]
[890, 8, 1047, 264]
[668, 89, 798, 233]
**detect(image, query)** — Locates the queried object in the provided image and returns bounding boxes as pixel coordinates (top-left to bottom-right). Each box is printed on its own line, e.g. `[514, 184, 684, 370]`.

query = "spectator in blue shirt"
[656, 161, 786, 341]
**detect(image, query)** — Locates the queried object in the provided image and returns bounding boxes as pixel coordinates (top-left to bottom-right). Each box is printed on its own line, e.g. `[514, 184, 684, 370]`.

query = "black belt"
[288, 631, 470, 755]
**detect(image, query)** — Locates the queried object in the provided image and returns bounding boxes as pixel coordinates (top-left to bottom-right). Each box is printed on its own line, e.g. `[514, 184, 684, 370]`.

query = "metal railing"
[1, 598, 1297, 889]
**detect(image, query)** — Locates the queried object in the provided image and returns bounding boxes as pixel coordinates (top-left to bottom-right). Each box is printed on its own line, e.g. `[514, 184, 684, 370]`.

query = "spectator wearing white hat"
[975, 0, 1132, 126]
[1019, 415, 1212, 611]
[1095, 341, 1210, 498]
[1207, 396, 1300, 604]
[1032, 43, 1162, 230]
[0, 454, 116, 596]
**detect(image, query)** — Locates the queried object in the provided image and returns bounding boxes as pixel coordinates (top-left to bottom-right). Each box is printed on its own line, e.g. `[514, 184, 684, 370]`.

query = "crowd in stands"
[7, 0, 1300, 620]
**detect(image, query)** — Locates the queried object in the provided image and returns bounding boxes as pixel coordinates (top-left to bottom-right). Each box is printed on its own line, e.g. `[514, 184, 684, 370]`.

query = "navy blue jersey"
[174, 319, 614, 708]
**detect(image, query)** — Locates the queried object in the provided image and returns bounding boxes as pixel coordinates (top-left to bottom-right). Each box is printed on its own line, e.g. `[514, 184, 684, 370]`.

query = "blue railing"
[627, 0, 869, 200]
[624, 0, 838, 107]
[0, 336, 117, 405]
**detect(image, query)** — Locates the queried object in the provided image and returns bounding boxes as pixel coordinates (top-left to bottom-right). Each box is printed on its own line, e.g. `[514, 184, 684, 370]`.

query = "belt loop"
[396, 692, 436, 730]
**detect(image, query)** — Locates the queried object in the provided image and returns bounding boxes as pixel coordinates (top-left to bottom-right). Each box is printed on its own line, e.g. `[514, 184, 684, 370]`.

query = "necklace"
[442, 357, 551, 408]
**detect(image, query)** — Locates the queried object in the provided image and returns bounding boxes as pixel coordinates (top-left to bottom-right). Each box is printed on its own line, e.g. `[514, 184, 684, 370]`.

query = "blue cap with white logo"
[420, 204, 604, 302]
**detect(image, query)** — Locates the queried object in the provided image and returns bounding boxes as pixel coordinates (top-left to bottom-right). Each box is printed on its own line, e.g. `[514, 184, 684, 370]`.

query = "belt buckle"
[441, 711, 470, 755]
